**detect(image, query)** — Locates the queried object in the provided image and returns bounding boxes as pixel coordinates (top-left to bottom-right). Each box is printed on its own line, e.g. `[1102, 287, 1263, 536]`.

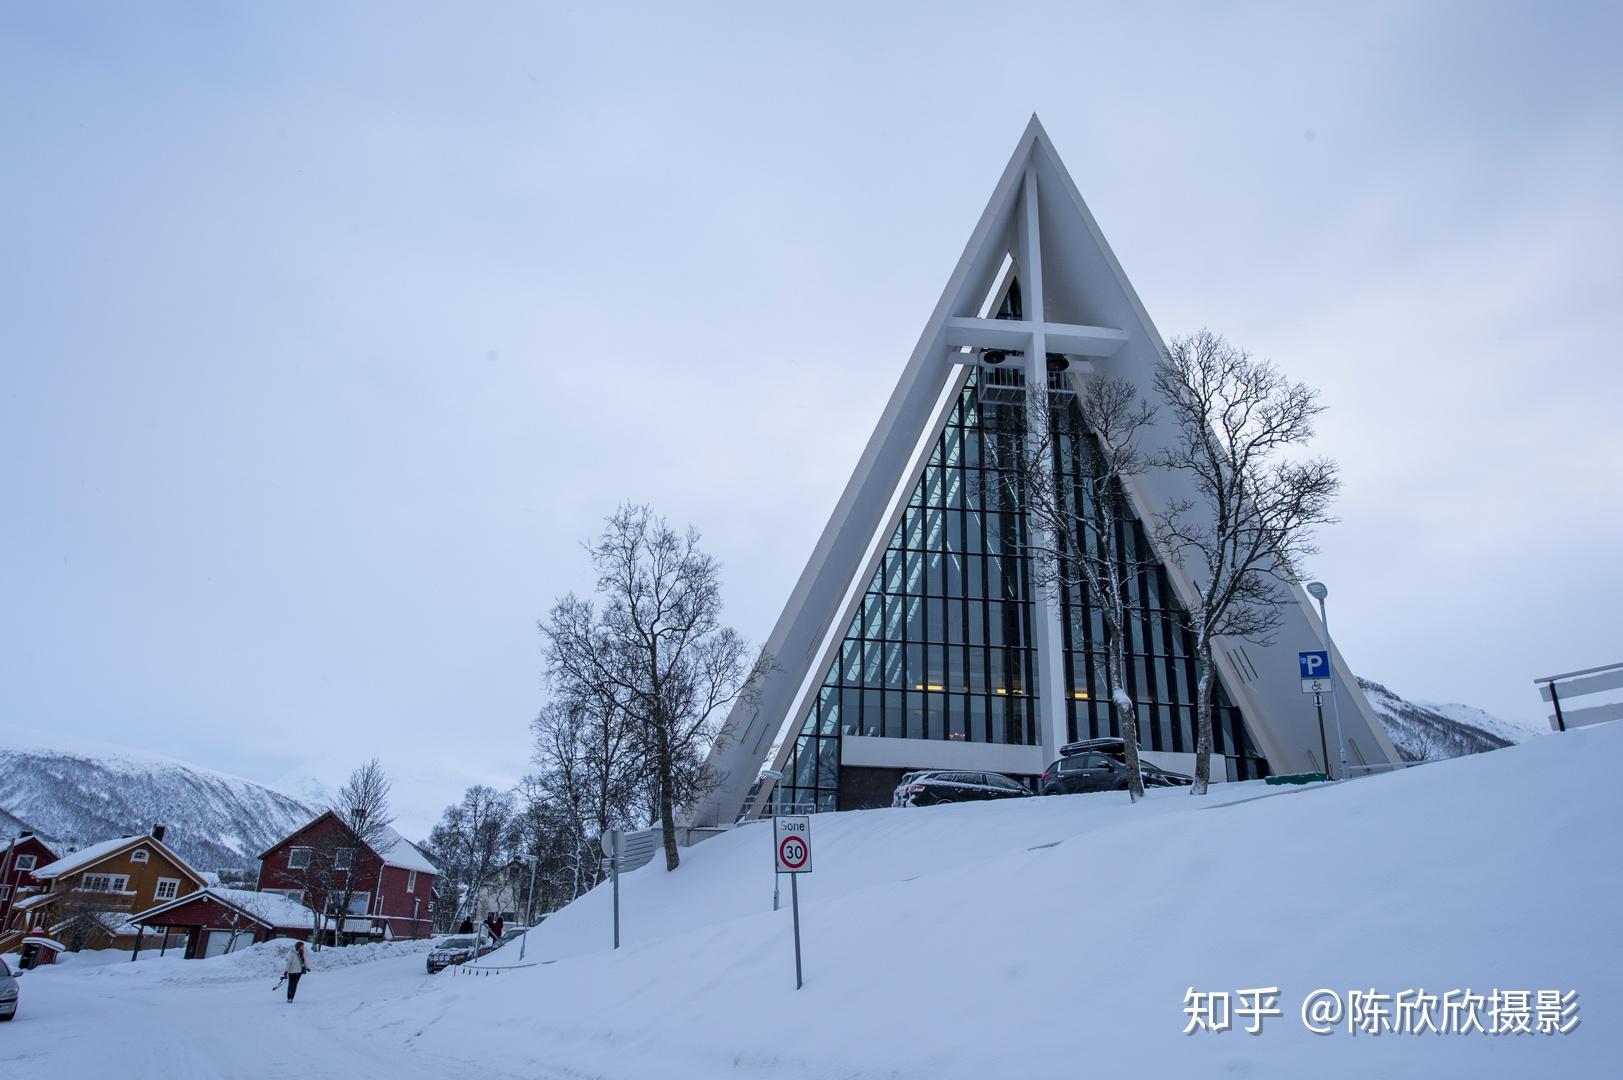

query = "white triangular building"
[690, 116, 1399, 826]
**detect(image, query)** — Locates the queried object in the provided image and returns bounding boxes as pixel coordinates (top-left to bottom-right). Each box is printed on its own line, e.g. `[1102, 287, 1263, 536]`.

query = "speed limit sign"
[774, 815, 812, 873]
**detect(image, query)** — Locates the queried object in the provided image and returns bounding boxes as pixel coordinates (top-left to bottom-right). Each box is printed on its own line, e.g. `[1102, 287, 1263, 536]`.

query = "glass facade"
[1049, 398, 1268, 780]
[778, 370, 1040, 811]
[778, 309, 1269, 810]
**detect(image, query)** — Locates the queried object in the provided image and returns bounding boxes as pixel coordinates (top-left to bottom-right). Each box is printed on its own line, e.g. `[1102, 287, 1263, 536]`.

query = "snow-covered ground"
[4, 725, 1619, 1079]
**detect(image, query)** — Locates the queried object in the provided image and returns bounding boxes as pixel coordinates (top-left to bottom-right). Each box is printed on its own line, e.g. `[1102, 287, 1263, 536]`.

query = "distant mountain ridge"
[0, 726, 320, 871]
[1358, 678, 1546, 762]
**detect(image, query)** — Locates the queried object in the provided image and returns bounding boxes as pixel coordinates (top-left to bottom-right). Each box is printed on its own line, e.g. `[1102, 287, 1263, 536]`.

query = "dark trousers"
[286, 972, 302, 1001]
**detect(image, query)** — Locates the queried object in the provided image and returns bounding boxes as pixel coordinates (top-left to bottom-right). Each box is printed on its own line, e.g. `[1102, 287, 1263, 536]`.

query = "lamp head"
[1306, 581, 1328, 601]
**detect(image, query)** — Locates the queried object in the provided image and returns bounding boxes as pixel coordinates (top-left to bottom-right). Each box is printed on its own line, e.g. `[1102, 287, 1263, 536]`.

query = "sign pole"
[790, 872, 802, 990]
[773, 814, 812, 990]
[612, 835, 620, 950]
[1314, 692, 1329, 779]
[1314, 598, 1349, 781]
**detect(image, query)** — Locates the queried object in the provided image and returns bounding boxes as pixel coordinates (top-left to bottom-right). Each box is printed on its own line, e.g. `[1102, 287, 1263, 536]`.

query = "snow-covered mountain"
[1359, 677, 1546, 762]
[0, 727, 319, 872]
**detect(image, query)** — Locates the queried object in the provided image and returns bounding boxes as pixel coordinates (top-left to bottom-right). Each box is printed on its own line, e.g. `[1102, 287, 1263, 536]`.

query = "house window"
[154, 878, 181, 901]
[288, 847, 312, 870]
[406, 871, 417, 893]
[81, 874, 130, 893]
[130, 849, 149, 863]
[0, 885, 10, 902]
[14, 855, 35, 872]
[335, 848, 354, 871]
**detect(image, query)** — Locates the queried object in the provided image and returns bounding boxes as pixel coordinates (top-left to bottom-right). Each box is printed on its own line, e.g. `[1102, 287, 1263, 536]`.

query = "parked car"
[426, 935, 493, 973]
[0, 955, 18, 1021]
[1039, 751, 1194, 795]
[892, 770, 1034, 807]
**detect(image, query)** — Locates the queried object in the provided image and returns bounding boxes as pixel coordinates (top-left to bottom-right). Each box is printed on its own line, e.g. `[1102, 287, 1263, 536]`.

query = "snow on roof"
[1, 833, 56, 856]
[32, 835, 137, 878]
[21, 936, 66, 951]
[51, 911, 140, 937]
[12, 892, 53, 911]
[33, 833, 206, 885]
[132, 886, 315, 930]
[207, 888, 315, 929]
[376, 827, 437, 875]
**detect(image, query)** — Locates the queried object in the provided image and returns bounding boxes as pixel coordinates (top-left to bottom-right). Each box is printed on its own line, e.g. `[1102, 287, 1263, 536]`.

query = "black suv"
[892, 770, 1034, 807]
[1038, 749, 1194, 795]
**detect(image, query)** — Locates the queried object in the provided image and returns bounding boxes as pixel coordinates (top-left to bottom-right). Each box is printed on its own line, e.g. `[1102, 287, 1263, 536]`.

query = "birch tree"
[531, 695, 640, 889]
[1013, 375, 1159, 800]
[1153, 330, 1340, 794]
[426, 785, 516, 928]
[324, 758, 395, 945]
[542, 505, 767, 872]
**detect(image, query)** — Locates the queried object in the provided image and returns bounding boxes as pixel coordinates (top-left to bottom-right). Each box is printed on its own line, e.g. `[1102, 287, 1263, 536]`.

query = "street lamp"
[518, 855, 539, 962]
[761, 770, 785, 911]
[1306, 581, 1349, 781]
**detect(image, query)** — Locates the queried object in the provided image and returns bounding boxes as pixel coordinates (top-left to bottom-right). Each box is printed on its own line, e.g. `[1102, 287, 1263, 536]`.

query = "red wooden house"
[129, 887, 315, 959]
[0, 832, 57, 936]
[256, 811, 437, 943]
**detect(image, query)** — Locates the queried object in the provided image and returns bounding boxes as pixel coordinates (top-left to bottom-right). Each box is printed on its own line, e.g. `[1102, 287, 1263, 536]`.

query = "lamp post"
[1306, 581, 1349, 781]
[761, 770, 785, 911]
[518, 855, 538, 962]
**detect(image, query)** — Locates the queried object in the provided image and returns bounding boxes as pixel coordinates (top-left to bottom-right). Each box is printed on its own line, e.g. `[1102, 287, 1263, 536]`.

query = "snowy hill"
[1359, 677, 1546, 761]
[0, 726, 319, 871]
[426, 724, 1623, 1078]
[6, 723, 1618, 1078]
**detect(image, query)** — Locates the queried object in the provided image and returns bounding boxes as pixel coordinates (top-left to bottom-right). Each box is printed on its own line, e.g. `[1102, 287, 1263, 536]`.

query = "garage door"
[203, 930, 238, 958]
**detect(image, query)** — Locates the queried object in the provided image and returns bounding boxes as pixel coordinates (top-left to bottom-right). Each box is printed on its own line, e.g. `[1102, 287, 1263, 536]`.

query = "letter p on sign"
[1298, 651, 1330, 679]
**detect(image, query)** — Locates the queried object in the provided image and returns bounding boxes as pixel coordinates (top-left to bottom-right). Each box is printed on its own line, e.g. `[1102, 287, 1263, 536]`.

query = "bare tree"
[324, 759, 395, 945]
[512, 773, 588, 914]
[426, 785, 516, 929]
[1005, 375, 1160, 800]
[220, 890, 277, 954]
[542, 505, 767, 872]
[530, 696, 640, 891]
[1153, 330, 1341, 794]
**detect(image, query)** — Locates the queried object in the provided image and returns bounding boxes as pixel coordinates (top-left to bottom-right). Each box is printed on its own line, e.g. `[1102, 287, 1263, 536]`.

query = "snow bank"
[44, 936, 435, 986]
[409, 725, 1621, 1079]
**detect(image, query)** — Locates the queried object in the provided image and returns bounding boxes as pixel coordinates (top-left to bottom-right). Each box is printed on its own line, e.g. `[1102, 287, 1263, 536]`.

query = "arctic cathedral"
[688, 118, 1400, 826]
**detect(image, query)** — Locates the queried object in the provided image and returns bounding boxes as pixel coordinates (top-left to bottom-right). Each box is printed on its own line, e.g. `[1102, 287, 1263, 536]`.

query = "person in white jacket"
[284, 941, 310, 1002]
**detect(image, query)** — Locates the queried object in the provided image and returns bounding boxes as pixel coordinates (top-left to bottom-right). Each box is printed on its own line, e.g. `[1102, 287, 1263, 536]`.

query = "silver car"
[0, 955, 18, 1021]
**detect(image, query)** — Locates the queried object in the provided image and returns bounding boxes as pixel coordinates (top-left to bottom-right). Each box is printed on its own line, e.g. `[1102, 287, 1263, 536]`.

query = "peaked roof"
[261, 810, 437, 875]
[376, 826, 437, 875]
[690, 114, 1403, 826]
[1, 833, 57, 859]
[131, 886, 314, 930]
[33, 834, 207, 886]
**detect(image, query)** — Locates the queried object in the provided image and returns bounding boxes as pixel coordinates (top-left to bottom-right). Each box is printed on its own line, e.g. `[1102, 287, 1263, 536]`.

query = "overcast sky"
[3, 2, 1619, 836]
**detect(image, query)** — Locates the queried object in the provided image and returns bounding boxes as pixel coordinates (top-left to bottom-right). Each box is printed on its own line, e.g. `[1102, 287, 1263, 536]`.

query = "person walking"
[492, 915, 504, 941]
[284, 940, 310, 1003]
[458, 916, 474, 936]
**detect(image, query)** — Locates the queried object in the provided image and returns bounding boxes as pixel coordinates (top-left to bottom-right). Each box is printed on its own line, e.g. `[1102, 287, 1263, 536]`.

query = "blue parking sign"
[1298, 651, 1331, 680]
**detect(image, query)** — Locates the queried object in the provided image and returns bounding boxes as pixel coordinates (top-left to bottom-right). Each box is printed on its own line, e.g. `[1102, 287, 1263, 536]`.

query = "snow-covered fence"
[1537, 661, 1623, 731]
